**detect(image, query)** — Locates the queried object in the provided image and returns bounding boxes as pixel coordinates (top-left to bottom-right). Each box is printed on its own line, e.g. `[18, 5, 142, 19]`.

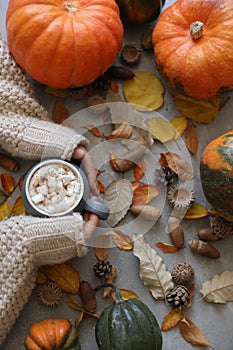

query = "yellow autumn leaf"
[0, 202, 12, 221]
[111, 289, 140, 303]
[184, 203, 208, 219]
[161, 308, 183, 331]
[11, 196, 27, 216]
[147, 117, 176, 142]
[170, 116, 188, 139]
[173, 93, 220, 123]
[122, 71, 164, 111]
[44, 263, 80, 294]
[111, 230, 133, 250]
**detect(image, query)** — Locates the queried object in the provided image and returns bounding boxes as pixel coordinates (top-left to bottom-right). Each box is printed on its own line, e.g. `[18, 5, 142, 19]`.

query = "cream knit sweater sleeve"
[0, 213, 88, 345]
[0, 35, 88, 161]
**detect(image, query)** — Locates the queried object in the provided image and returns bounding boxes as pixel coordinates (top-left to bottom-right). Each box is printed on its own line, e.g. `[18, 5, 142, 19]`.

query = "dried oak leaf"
[44, 263, 80, 294]
[94, 234, 110, 261]
[170, 116, 188, 139]
[147, 117, 176, 143]
[173, 92, 220, 123]
[179, 317, 212, 347]
[1, 172, 14, 194]
[11, 196, 27, 216]
[104, 179, 133, 227]
[185, 123, 198, 155]
[52, 97, 70, 125]
[111, 230, 133, 250]
[133, 233, 174, 300]
[0, 202, 12, 221]
[200, 270, 233, 303]
[161, 308, 183, 331]
[155, 242, 179, 253]
[123, 71, 164, 111]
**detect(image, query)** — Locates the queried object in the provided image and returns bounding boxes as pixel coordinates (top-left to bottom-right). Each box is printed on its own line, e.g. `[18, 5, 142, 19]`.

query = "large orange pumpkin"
[152, 0, 233, 100]
[6, 0, 124, 88]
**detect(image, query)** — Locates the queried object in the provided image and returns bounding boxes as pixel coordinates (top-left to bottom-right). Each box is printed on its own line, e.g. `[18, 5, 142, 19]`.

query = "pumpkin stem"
[94, 283, 124, 304]
[63, 0, 78, 12]
[190, 21, 204, 40]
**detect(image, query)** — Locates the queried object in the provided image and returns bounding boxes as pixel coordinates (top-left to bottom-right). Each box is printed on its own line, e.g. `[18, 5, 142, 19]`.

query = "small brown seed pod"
[197, 227, 218, 241]
[0, 153, 19, 172]
[189, 239, 220, 259]
[106, 66, 135, 80]
[171, 262, 194, 286]
[167, 217, 184, 248]
[79, 281, 97, 313]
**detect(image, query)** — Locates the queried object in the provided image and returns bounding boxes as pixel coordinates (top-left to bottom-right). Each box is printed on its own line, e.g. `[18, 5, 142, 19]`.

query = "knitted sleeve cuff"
[23, 213, 88, 265]
[0, 114, 88, 161]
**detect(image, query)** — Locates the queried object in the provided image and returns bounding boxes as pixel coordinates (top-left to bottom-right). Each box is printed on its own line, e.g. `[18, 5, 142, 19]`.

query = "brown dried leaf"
[110, 146, 145, 172]
[0, 202, 12, 221]
[105, 123, 133, 140]
[170, 116, 188, 139]
[134, 158, 146, 181]
[75, 311, 85, 328]
[162, 152, 193, 181]
[123, 71, 164, 111]
[44, 263, 80, 294]
[161, 308, 183, 331]
[103, 266, 118, 297]
[186, 284, 195, 307]
[66, 295, 99, 318]
[11, 196, 27, 216]
[94, 234, 110, 261]
[18, 175, 25, 192]
[83, 125, 102, 137]
[111, 230, 133, 250]
[111, 289, 139, 303]
[147, 117, 176, 142]
[155, 242, 179, 253]
[52, 98, 70, 125]
[132, 184, 159, 205]
[179, 317, 212, 347]
[185, 123, 198, 155]
[173, 92, 220, 123]
[1, 172, 14, 194]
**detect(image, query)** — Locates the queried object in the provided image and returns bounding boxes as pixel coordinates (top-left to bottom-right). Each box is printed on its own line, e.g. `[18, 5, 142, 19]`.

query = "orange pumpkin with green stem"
[6, 0, 124, 88]
[152, 0, 233, 100]
[200, 131, 233, 222]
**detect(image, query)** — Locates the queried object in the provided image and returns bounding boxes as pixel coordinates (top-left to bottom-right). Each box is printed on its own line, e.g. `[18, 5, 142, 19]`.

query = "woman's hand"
[83, 210, 99, 242]
[72, 145, 99, 196]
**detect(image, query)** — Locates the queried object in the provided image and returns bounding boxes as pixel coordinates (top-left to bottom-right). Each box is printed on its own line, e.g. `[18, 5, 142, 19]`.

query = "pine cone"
[210, 215, 233, 239]
[171, 262, 194, 286]
[166, 285, 190, 309]
[155, 166, 177, 185]
[93, 260, 112, 280]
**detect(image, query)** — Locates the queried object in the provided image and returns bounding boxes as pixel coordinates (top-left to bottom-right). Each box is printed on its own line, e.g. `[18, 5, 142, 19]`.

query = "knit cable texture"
[0, 214, 87, 345]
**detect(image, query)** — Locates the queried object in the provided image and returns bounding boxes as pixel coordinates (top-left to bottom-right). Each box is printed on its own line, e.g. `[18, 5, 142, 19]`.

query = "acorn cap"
[120, 42, 142, 65]
[167, 184, 195, 210]
[37, 281, 63, 307]
[171, 262, 194, 286]
[210, 215, 233, 239]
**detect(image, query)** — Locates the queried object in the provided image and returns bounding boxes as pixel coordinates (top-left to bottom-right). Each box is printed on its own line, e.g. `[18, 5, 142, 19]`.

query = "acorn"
[189, 239, 220, 259]
[167, 217, 184, 248]
[120, 42, 142, 65]
[79, 281, 97, 313]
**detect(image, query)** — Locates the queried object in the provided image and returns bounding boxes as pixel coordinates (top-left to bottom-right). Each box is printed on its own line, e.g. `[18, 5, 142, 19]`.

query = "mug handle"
[84, 199, 110, 220]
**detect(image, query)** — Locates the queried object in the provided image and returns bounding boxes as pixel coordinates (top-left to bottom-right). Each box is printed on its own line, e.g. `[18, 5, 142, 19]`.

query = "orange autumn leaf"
[161, 308, 183, 331]
[110, 80, 119, 93]
[94, 234, 110, 261]
[44, 263, 80, 294]
[11, 196, 27, 216]
[0, 202, 12, 221]
[134, 159, 146, 181]
[170, 116, 188, 139]
[155, 242, 179, 253]
[179, 317, 212, 347]
[111, 288, 140, 303]
[97, 179, 106, 193]
[185, 123, 198, 155]
[111, 230, 133, 250]
[131, 181, 141, 191]
[1, 172, 14, 194]
[184, 203, 208, 219]
[18, 175, 25, 192]
[83, 125, 102, 137]
[133, 184, 159, 205]
[52, 97, 70, 125]
[186, 284, 195, 307]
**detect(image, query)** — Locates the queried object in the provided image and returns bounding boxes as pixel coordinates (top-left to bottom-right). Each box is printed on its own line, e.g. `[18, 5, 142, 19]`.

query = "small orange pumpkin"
[152, 0, 233, 100]
[25, 318, 80, 350]
[6, 0, 124, 88]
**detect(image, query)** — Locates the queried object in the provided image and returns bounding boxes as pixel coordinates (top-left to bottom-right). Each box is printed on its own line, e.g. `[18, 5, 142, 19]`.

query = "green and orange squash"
[6, 0, 124, 88]
[25, 318, 80, 350]
[95, 284, 162, 350]
[200, 131, 233, 222]
[115, 0, 165, 24]
[152, 0, 233, 100]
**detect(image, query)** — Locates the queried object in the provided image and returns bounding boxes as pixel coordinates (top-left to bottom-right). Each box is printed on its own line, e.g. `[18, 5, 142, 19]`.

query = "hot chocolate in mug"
[22, 158, 109, 220]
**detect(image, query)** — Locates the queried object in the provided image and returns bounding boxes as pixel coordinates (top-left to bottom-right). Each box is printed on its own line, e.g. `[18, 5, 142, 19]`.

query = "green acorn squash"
[115, 0, 165, 24]
[200, 131, 233, 222]
[95, 284, 162, 350]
